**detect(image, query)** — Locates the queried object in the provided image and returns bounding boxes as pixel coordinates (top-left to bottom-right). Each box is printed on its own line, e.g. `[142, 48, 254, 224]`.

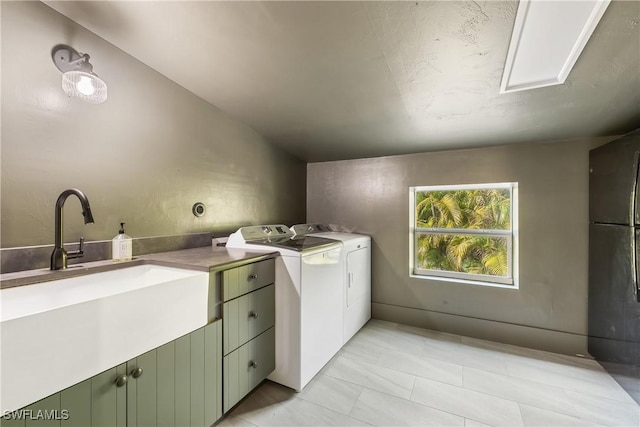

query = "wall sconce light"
[51, 44, 108, 104]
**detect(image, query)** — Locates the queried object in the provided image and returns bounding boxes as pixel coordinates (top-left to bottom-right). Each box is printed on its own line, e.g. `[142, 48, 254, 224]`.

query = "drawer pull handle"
[249, 360, 258, 369]
[130, 367, 143, 379]
[115, 375, 128, 387]
[249, 311, 259, 319]
[248, 274, 258, 280]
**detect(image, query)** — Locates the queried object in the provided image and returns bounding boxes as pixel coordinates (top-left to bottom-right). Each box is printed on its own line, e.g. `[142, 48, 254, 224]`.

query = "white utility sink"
[0, 264, 209, 413]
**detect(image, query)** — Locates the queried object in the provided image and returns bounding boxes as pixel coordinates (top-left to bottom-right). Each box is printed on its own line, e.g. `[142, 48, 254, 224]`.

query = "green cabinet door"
[3, 320, 222, 427]
[1, 364, 127, 427]
[204, 319, 223, 426]
[222, 259, 275, 301]
[223, 327, 275, 413]
[127, 319, 222, 427]
[82, 364, 127, 427]
[223, 284, 275, 355]
[126, 349, 157, 427]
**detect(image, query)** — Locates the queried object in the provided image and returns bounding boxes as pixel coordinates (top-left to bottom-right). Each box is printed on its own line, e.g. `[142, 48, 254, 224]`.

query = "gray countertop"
[140, 246, 277, 271]
[0, 246, 277, 289]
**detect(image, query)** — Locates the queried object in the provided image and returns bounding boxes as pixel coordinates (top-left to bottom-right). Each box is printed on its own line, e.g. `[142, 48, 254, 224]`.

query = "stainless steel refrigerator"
[589, 128, 640, 403]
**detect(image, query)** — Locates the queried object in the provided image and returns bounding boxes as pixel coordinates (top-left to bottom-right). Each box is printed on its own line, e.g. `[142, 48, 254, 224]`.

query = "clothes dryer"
[291, 224, 371, 343]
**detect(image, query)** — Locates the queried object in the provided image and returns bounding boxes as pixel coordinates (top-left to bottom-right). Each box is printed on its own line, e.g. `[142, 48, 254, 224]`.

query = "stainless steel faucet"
[50, 188, 95, 270]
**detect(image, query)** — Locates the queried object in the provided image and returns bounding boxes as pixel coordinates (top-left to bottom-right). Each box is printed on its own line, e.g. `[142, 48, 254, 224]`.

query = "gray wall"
[308, 137, 612, 355]
[1, 1, 306, 249]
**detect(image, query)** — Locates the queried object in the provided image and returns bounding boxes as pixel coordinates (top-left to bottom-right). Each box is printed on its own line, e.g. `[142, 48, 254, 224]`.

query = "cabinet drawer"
[223, 327, 275, 413]
[223, 284, 275, 355]
[223, 259, 275, 301]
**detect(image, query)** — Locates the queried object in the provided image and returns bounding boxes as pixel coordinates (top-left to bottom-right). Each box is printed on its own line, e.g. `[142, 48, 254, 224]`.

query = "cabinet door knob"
[248, 274, 258, 280]
[249, 311, 258, 319]
[130, 367, 143, 379]
[115, 375, 128, 387]
[249, 360, 258, 369]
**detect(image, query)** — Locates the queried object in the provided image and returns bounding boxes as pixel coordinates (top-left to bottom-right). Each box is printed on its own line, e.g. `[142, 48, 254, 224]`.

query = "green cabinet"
[126, 322, 222, 427]
[221, 259, 276, 413]
[223, 327, 275, 413]
[223, 284, 275, 355]
[1, 364, 128, 427]
[1, 320, 222, 427]
[222, 259, 275, 301]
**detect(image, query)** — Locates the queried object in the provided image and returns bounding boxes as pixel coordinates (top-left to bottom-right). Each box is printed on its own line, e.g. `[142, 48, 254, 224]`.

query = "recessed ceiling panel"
[500, 0, 610, 93]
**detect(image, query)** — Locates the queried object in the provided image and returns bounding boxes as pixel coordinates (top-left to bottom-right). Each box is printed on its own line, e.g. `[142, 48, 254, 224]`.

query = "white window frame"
[409, 182, 519, 288]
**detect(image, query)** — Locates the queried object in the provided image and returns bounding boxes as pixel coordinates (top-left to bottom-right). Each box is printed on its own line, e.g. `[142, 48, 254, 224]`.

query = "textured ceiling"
[44, 1, 640, 162]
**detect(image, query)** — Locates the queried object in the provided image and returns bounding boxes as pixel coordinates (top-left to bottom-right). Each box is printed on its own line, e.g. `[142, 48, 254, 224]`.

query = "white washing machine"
[226, 224, 343, 391]
[291, 224, 371, 343]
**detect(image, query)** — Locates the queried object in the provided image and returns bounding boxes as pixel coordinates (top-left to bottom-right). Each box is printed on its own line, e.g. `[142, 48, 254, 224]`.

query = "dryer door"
[347, 247, 371, 307]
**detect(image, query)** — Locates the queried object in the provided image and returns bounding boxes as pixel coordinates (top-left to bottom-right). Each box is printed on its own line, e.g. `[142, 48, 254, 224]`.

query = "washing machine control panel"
[239, 224, 293, 240]
[290, 223, 331, 236]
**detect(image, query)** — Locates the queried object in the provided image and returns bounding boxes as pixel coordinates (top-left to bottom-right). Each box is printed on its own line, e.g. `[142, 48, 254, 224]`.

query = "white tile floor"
[220, 320, 640, 427]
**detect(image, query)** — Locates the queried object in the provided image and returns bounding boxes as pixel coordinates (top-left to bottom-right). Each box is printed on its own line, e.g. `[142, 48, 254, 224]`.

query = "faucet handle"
[68, 237, 85, 260]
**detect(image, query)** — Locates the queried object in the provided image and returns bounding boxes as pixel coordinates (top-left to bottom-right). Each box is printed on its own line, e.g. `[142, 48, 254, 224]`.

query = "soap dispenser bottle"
[112, 222, 132, 261]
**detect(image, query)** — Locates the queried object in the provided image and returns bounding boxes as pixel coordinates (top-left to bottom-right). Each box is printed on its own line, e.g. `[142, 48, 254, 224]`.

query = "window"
[410, 183, 518, 287]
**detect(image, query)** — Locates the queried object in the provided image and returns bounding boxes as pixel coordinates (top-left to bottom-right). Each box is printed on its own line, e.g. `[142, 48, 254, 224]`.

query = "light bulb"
[61, 71, 108, 104]
[76, 75, 96, 96]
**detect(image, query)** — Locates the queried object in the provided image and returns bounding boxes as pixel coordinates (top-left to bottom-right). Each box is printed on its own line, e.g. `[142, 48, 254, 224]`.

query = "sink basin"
[1, 264, 209, 412]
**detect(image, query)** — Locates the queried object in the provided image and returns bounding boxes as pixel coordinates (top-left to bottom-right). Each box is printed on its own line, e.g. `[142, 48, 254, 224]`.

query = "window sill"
[409, 274, 519, 289]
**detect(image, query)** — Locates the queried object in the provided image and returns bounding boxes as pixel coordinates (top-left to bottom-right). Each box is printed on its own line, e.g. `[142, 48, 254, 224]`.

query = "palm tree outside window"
[410, 183, 518, 287]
